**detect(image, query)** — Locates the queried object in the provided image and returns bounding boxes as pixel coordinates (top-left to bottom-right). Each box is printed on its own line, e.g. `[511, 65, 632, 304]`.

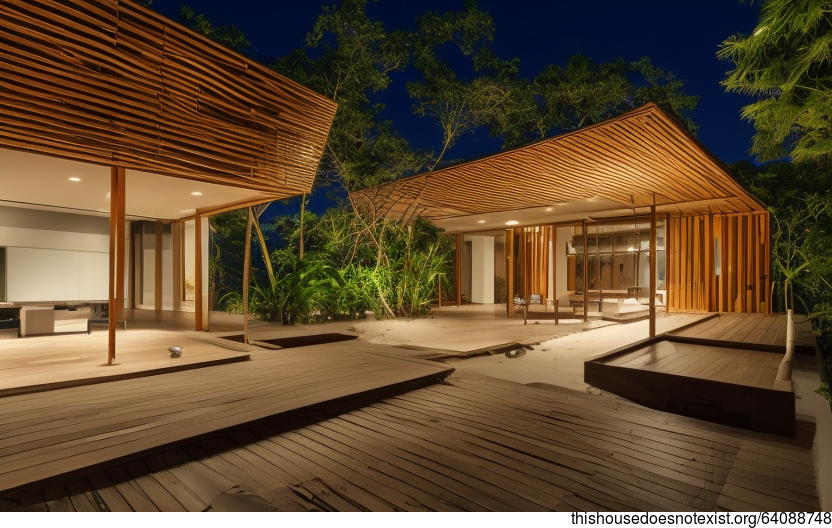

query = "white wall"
[0, 206, 110, 302]
[470, 235, 495, 304]
[554, 226, 572, 305]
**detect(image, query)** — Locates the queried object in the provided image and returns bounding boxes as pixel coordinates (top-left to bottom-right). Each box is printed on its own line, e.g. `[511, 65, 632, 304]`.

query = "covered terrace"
[353, 103, 771, 337]
[0, 0, 337, 362]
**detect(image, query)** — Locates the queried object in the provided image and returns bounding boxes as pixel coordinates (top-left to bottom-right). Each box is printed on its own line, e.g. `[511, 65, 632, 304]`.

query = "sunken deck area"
[585, 314, 817, 436]
[0, 329, 453, 494]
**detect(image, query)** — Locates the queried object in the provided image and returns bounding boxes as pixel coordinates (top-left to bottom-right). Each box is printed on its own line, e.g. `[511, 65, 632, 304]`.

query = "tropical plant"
[719, 0, 832, 162]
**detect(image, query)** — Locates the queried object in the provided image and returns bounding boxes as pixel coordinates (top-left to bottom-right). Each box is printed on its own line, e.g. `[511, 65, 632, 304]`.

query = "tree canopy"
[266, 0, 700, 192]
[719, 0, 832, 162]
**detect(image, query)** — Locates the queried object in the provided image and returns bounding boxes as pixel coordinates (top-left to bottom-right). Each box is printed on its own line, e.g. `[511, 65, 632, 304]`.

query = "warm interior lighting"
[68, 177, 81, 182]
[545, 207, 553, 212]
[477, 220, 486, 224]
[190, 191, 203, 196]
[505, 220, 519, 226]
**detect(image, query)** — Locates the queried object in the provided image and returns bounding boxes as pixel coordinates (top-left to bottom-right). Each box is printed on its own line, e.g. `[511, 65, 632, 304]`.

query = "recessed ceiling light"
[505, 220, 519, 226]
[69, 177, 81, 182]
[190, 191, 203, 196]
[477, 220, 486, 224]
[545, 207, 553, 212]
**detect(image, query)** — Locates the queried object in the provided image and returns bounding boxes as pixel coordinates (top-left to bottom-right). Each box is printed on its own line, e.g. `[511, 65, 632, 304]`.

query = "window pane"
[615, 234, 637, 252]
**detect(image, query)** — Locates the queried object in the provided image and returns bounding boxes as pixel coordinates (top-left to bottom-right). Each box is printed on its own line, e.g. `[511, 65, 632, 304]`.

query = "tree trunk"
[777, 307, 795, 381]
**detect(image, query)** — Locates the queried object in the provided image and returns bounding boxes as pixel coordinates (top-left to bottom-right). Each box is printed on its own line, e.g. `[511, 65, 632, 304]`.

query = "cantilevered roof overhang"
[353, 104, 764, 233]
[0, 0, 338, 219]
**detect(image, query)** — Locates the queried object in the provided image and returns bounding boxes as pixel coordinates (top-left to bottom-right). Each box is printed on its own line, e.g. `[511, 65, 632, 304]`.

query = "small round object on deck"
[505, 348, 525, 358]
[169, 346, 182, 358]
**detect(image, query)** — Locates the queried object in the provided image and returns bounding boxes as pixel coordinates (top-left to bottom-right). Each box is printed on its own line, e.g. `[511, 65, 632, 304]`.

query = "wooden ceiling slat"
[0, 0, 337, 195]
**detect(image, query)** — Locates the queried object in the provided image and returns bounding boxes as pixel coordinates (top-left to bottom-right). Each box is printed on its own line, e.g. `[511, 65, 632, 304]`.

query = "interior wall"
[555, 226, 572, 305]
[0, 206, 109, 302]
[469, 235, 495, 304]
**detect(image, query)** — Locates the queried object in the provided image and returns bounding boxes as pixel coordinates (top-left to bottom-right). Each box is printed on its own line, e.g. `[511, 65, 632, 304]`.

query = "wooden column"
[649, 204, 657, 338]
[243, 207, 253, 344]
[551, 225, 558, 322]
[115, 171, 126, 322]
[520, 228, 527, 303]
[506, 229, 514, 318]
[455, 233, 462, 307]
[172, 221, 182, 313]
[194, 211, 204, 331]
[107, 167, 126, 366]
[582, 220, 588, 323]
[665, 214, 673, 314]
[763, 212, 772, 313]
[154, 221, 163, 321]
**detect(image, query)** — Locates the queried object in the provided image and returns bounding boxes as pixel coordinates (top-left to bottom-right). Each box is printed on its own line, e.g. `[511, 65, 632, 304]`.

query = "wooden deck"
[669, 313, 817, 353]
[600, 340, 783, 390]
[0, 373, 819, 512]
[0, 329, 255, 397]
[585, 314, 816, 436]
[0, 339, 453, 493]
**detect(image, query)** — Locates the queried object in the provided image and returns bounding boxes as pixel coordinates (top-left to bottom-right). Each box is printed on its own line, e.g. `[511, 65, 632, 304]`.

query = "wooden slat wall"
[0, 0, 337, 195]
[668, 212, 770, 313]
[506, 226, 551, 304]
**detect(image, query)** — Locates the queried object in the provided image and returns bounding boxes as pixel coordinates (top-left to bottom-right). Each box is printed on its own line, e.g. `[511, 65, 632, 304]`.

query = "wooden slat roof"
[353, 104, 764, 231]
[0, 0, 337, 198]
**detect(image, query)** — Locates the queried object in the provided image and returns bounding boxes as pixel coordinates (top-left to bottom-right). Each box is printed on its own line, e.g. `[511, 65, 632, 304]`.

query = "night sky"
[151, 0, 762, 166]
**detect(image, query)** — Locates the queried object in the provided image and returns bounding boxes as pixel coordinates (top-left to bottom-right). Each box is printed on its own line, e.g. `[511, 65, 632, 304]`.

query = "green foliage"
[815, 317, 832, 404]
[480, 55, 699, 149]
[272, 0, 427, 194]
[406, 0, 509, 167]
[732, 160, 832, 315]
[178, 6, 251, 53]
[719, 0, 832, 162]
[732, 158, 832, 398]
[229, 208, 452, 324]
[182, 1, 695, 325]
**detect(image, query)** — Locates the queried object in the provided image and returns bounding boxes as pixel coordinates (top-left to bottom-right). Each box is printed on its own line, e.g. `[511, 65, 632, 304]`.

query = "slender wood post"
[506, 229, 514, 318]
[107, 167, 125, 365]
[552, 224, 558, 324]
[243, 207, 253, 344]
[155, 220, 163, 321]
[666, 214, 673, 314]
[194, 211, 204, 331]
[455, 233, 462, 306]
[764, 212, 772, 313]
[649, 202, 657, 338]
[582, 220, 589, 323]
[172, 221, 182, 313]
[116, 173, 126, 322]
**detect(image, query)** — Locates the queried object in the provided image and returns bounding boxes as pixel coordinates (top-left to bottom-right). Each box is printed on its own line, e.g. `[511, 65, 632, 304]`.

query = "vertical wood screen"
[506, 226, 552, 302]
[667, 212, 770, 313]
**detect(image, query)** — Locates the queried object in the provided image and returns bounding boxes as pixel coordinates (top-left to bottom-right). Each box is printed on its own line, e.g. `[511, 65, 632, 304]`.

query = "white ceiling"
[0, 148, 268, 220]
[431, 197, 655, 233]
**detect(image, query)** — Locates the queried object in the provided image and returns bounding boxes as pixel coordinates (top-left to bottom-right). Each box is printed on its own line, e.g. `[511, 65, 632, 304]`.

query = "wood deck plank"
[0, 340, 451, 492]
[5, 372, 818, 512]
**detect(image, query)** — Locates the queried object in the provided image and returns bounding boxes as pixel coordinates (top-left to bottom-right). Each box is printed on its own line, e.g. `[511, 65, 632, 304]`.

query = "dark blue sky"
[152, 0, 762, 165]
